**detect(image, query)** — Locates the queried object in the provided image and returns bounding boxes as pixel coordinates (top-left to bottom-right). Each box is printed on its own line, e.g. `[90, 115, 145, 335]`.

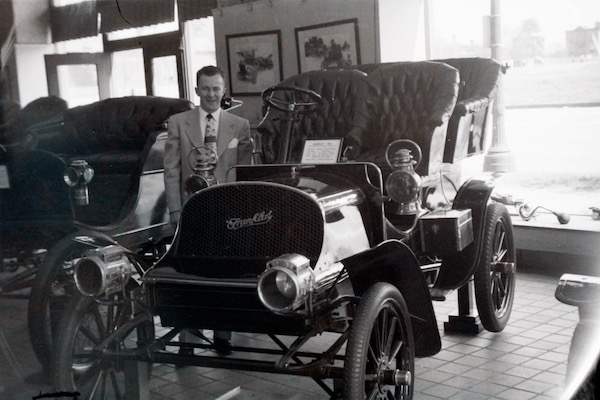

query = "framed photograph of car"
[226, 30, 283, 96]
[295, 18, 361, 73]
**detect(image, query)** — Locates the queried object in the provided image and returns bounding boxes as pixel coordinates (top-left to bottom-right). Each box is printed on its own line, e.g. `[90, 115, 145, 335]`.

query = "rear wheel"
[474, 203, 516, 332]
[53, 289, 154, 399]
[344, 282, 414, 399]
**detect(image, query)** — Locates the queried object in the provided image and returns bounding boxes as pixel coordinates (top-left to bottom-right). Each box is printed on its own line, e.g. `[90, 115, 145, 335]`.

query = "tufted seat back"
[433, 58, 503, 163]
[257, 69, 369, 163]
[348, 61, 459, 176]
[30, 96, 193, 226]
[61, 96, 194, 155]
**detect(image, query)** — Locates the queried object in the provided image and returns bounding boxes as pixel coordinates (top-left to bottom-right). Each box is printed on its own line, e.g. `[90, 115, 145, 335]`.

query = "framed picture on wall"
[295, 18, 361, 73]
[226, 30, 283, 96]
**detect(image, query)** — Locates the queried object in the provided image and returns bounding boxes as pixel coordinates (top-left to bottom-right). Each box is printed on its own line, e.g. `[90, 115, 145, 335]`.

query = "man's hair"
[196, 66, 226, 86]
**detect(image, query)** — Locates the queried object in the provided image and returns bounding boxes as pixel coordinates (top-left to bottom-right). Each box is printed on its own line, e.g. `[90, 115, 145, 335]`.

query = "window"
[183, 17, 216, 104]
[429, 0, 600, 218]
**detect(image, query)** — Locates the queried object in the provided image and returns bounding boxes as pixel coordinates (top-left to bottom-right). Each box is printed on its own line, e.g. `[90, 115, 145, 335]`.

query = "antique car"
[0, 95, 194, 369]
[50, 59, 517, 399]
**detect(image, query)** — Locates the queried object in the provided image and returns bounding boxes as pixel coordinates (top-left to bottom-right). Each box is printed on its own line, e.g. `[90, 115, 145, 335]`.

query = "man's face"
[196, 74, 226, 113]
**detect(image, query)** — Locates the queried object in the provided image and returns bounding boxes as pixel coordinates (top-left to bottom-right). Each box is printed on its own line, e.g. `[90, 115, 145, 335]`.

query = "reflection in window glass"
[106, 21, 179, 41]
[111, 49, 146, 97]
[152, 55, 179, 98]
[57, 64, 99, 107]
[54, 35, 103, 54]
[430, 0, 600, 216]
[184, 17, 216, 104]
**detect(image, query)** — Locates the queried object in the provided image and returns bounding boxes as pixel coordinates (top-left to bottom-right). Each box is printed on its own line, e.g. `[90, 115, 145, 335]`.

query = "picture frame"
[295, 18, 361, 73]
[301, 138, 344, 164]
[226, 30, 283, 96]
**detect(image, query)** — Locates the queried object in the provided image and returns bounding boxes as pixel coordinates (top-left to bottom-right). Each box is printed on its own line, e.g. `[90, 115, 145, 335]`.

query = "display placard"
[301, 139, 343, 164]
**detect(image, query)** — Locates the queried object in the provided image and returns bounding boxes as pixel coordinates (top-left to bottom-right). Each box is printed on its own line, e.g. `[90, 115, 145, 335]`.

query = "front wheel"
[28, 231, 115, 369]
[474, 203, 516, 332]
[53, 289, 154, 399]
[344, 282, 415, 399]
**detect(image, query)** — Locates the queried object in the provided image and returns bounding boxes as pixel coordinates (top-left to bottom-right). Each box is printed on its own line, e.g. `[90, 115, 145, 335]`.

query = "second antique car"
[0, 94, 194, 369]
[50, 60, 516, 399]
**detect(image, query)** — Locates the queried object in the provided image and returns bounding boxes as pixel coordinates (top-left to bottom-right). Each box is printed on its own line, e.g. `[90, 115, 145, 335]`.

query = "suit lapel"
[217, 112, 235, 156]
[183, 109, 203, 149]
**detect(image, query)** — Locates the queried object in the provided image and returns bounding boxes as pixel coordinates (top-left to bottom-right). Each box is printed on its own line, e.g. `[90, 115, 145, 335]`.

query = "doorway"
[45, 53, 110, 108]
[105, 31, 185, 99]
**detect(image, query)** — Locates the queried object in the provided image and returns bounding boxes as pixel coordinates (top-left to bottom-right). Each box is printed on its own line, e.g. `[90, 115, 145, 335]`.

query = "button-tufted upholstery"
[432, 58, 503, 163]
[63, 96, 193, 154]
[348, 61, 460, 176]
[257, 69, 369, 164]
[29, 96, 193, 226]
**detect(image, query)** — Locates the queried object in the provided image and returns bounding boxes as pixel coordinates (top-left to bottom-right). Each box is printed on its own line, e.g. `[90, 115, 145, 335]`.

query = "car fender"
[65, 229, 119, 249]
[342, 239, 441, 357]
[434, 172, 499, 290]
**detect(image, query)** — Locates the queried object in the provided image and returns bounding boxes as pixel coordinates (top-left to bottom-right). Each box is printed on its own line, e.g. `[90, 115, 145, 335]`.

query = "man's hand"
[170, 211, 181, 228]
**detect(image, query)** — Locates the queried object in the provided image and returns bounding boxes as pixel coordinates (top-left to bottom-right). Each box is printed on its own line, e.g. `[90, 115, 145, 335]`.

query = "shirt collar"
[199, 107, 222, 121]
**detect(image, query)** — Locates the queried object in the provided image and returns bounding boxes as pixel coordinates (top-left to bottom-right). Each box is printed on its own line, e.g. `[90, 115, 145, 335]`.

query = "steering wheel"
[262, 86, 326, 114]
[385, 139, 422, 170]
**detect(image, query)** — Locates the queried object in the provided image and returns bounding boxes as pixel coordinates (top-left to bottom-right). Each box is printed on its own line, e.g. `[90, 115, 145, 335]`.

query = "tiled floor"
[0, 271, 588, 399]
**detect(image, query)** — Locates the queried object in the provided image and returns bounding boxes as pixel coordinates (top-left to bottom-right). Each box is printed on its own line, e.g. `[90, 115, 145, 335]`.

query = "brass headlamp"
[385, 140, 422, 215]
[184, 146, 218, 196]
[63, 159, 94, 205]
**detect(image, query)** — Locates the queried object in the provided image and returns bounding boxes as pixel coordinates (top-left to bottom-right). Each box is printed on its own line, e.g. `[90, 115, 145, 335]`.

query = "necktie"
[205, 114, 217, 155]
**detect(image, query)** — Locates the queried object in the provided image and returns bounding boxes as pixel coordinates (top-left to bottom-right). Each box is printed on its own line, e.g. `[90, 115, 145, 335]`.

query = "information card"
[301, 139, 343, 164]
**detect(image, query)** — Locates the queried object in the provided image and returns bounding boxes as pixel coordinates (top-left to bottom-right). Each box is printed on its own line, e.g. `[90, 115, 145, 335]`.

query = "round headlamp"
[184, 174, 211, 196]
[386, 170, 421, 204]
[63, 160, 94, 187]
[275, 270, 296, 299]
[258, 254, 313, 314]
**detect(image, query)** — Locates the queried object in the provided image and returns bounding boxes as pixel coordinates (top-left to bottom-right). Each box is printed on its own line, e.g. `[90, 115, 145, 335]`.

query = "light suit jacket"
[163, 107, 252, 214]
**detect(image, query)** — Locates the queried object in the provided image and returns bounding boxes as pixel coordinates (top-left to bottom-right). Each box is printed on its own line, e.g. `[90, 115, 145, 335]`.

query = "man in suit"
[164, 65, 252, 227]
[163, 65, 252, 356]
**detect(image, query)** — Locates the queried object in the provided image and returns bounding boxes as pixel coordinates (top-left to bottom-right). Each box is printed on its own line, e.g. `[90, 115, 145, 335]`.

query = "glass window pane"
[54, 35, 103, 54]
[56, 64, 99, 107]
[184, 17, 216, 104]
[152, 55, 179, 98]
[111, 49, 146, 97]
[429, 0, 600, 216]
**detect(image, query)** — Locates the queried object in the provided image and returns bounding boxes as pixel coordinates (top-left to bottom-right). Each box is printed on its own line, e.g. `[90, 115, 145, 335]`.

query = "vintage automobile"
[0, 95, 194, 369]
[50, 59, 517, 399]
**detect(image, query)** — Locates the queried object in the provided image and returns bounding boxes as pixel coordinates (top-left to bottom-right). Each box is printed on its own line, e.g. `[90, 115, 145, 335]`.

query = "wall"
[212, 0, 429, 126]
[15, 44, 52, 106]
[12, 0, 52, 106]
[213, 0, 378, 126]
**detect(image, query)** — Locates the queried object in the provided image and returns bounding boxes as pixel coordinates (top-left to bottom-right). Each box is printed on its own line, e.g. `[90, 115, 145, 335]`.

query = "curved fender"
[434, 172, 499, 290]
[342, 240, 441, 357]
[65, 229, 119, 249]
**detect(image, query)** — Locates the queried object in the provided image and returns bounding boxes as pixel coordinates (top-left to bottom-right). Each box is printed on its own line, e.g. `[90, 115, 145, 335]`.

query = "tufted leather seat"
[347, 61, 460, 176]
[257, 69, 369, 164]
[31, 96, 193, 226]
[432, 58, 503, 163]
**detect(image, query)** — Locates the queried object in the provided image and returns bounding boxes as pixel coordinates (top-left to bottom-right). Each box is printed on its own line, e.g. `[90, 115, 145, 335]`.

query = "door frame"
[45, 53, 111, 100]
[104, 31, 185, 98]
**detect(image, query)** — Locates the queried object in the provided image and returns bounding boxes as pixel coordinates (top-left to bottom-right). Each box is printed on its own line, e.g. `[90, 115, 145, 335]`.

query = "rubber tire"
[344, 282, 415, 400]
[474, 203, 516, 332]
[27, 231, 115, 369]
[53, 290, 154, 398]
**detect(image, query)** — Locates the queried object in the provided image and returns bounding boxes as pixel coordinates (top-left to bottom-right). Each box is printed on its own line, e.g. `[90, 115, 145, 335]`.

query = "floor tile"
[0, 271, 591, 400]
